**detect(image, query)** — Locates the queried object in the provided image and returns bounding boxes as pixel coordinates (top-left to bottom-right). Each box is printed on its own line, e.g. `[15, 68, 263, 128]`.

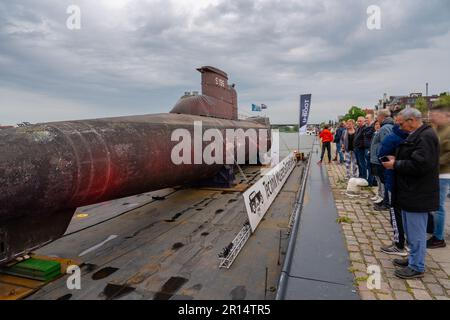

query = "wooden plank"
[0, 282, 39, 300]
[0, 274, 44, 289]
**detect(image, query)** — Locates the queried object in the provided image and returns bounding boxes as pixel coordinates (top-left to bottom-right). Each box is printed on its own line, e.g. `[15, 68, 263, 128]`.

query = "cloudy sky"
[0, 0, 449, 125]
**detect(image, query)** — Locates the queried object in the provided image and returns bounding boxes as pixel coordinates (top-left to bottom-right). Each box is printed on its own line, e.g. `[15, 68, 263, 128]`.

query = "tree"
[342, 106, 366, 121]
[415, 97, 428, 114]
[435, 94, 450, 107]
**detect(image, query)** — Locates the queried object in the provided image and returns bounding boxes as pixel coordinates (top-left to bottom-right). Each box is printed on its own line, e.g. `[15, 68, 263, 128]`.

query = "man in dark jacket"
[363, 114, 376, 185]
[354, 117, 367, 180]
[382, 108, 440, 279]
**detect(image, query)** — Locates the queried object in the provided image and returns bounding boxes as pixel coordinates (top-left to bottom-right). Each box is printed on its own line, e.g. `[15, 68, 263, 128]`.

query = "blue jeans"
[364, 149, 374, 185]
[335, 142, 344, 163]
[355, 148, 367, 180]
[433, 179, 450, 241]
[402, 210, 428, 273]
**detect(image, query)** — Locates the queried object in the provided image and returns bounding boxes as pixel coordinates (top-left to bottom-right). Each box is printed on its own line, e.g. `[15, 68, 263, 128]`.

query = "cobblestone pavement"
[326, 161, 450, 300]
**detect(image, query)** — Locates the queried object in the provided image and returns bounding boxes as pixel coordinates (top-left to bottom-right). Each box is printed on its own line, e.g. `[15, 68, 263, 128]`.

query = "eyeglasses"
[398, 118, 414, 125]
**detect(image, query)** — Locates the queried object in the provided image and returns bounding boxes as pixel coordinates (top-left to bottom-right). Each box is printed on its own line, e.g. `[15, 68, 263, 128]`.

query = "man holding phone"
[378, 113, 409, 257]
[382, 108, 440, 279]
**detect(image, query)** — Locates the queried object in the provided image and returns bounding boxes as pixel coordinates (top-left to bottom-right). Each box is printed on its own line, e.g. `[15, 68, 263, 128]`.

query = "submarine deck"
[27, 163, 305, 300]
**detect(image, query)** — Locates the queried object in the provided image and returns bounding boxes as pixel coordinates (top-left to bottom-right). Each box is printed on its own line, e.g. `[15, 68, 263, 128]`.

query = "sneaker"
[427, 236, 447, 249]
[370, 195, 379, 201]
[393, 258, 409, 268]
[374, 197, 384, 205]
[394, 267, 424, 279]
[380, 244, 408, 257]
[374, 203, 390, 211]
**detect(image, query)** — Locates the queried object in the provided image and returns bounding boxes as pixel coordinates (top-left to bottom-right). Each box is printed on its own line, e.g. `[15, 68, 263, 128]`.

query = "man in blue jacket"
[374, 110, 395, 210]
[333, 121, 346, 163]
[379, 122, 409, 257]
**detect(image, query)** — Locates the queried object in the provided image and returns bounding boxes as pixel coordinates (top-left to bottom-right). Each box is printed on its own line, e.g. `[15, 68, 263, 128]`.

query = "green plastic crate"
[3, 258, 61, 282]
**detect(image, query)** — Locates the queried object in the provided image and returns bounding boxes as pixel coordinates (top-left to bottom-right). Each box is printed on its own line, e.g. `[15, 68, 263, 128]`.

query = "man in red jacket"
[318, 125, 334, 164]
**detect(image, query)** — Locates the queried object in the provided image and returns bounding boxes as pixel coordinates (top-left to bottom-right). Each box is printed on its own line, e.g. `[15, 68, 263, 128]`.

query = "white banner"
[243, 153, 297, 232]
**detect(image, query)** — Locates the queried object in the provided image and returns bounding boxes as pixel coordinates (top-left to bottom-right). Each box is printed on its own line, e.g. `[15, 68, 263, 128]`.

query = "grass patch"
[348, 267, 360, 273]
[354, 276, 369, 286]
[337, 216, 354, 224]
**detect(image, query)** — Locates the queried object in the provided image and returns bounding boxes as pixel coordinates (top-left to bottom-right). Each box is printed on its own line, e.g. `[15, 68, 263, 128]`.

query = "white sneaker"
[371, 195, 379, 201]
[374, 197, 384, 204]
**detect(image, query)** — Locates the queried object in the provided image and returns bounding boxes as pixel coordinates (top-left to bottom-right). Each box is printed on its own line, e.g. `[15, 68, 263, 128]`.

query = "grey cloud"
[0, 0, 449, 125]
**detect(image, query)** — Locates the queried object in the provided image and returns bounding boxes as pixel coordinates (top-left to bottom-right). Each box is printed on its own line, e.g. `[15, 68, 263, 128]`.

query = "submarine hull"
[0, 65, 272, 265]
[0, 113, 270, 264]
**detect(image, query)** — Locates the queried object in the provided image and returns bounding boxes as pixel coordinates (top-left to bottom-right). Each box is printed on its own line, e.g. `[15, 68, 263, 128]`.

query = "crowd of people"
[317, 102, 449, 279]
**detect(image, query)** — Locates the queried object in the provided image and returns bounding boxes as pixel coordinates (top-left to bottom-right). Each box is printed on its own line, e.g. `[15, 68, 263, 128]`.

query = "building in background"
[379, 93, 439, 111]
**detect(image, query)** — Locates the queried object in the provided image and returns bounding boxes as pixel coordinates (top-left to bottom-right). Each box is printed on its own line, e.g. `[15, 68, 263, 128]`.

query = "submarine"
[0, 66, 271, 265]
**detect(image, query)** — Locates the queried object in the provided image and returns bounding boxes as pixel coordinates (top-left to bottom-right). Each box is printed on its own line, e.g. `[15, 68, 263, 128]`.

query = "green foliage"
[342, 106, 366, 121]
[415, 97, 428, 113]
[355, 276, 369, 283]
[434, 94, 450, 108]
